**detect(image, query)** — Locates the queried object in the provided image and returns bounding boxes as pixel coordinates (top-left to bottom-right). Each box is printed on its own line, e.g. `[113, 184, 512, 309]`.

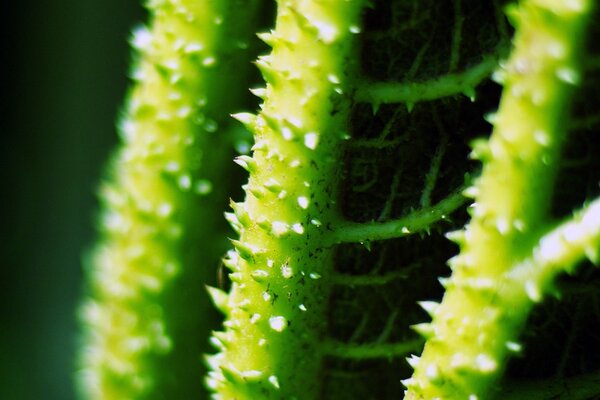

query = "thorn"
[268, 375, 280, 389]
[418, 301, 440, 317]
[411, 322, 434, 339]
[475, 353, 497, 373]
[230, 239, 260, 260]
[462, 185, 479, 199]
[496, 217, 511, 235]
[229, 200, 251, 227]
[445, 230, 465, 245]
[525, 280, 542, 302]
[204, 353, 221, 370]
[371, 101, 380, 115]
[505, 341, 522, 353]
[234, 155, 256, 173]
[237, 299, 251, 311]
[425, 363, 442, 382]
[406, 354, 420, 369]
[256, 217, 271, 231]
[438, 276, 451, 288]
[222, 257, 238, 272]
[287, 6, 314, 32]
[213, 331, 231, 348]
[208, 337, 225, 352]
[251, 140, 267, 151]
[206, 286, 229, 314]
[249, 87, 267, 99]
[447, 255, 462, 271]
[462, 87, 476, 102]
[257, 54, 272, 65]
[224, 212, 241, 233]
[220, 364, 243, 383]
[241, 370, 264, 381]
[469, 138, 490, 161]
[254, 58, 278, 85]
[256, 31, 274, 46]
[251, 270, 270, 283]
[491, 68, 506, 84]
[400, 378, 415, 388]
[231, 112, 256, 131]
[467, 202, 487, 219]
[263, 178, 282, 193]
[248, 185, 266, 199]
[585, 245, 599, 265]
[261, 112, 280, 131]
[483, 112, 498, 125]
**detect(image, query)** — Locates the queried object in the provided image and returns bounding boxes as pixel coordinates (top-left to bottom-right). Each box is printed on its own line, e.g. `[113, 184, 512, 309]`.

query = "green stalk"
[77, 0, 262, 398]
[206, 1, 365, 398]
[405, 0, 594, 398]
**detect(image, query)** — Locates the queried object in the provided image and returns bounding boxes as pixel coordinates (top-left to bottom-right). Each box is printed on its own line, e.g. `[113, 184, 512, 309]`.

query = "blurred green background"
[2, 1, 145, 398]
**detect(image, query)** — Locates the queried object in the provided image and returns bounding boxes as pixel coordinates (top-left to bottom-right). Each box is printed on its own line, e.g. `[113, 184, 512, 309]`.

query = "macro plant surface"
[79, 0, 600, 399]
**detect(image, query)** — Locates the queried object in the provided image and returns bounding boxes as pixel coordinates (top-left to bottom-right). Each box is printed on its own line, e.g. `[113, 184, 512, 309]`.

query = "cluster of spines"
[405, 0, 594, 399]
[205, 1, 366, 399]
[78, 0, 262, 398]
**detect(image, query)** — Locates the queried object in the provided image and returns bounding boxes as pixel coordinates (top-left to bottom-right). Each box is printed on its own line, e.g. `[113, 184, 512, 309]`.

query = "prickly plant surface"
[405, 1, 597, 398]
[205, 2, 366, 398]
[78, 0, 265, 398]
[80, 0, 600, 399]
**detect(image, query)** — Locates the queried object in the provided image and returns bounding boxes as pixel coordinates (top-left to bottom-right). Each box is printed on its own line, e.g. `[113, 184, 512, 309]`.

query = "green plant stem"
[323, 339, 423, 360]
[330, 190, 466, 244]
[419, 109, 448, 208]
[77, 1, 262, 398]
[405, 0, 594, 399]
[449, 0, 463, 72]
[355, 52, 502, 106]
[508, 197, 600, 289]
[206, 2, 366, 399]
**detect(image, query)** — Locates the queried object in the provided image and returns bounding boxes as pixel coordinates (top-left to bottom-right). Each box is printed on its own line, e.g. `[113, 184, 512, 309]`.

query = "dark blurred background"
[2, 1, 145, 398]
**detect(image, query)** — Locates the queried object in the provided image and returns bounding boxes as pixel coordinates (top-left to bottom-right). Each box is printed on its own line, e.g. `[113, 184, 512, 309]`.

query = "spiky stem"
[77, 1, 262, 398]
[206, 1, 365, 398]
[405, 0, 594, 398]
